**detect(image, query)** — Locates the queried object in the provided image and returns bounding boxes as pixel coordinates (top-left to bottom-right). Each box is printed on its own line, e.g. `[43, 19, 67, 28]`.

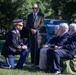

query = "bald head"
[32, 3, 38, 8]
[32, 3, 38, 13]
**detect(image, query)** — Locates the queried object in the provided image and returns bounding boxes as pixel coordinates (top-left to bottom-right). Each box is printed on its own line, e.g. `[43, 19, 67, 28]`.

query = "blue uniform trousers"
[8, 49, 28, 69]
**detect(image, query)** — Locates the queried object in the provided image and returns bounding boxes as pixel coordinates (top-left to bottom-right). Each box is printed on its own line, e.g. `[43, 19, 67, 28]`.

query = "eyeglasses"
[32, 7, 38, 9]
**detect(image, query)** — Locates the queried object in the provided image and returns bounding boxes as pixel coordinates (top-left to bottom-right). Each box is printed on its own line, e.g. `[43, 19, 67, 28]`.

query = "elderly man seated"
[38, 25, 60, 70]
[47, 23, 76, 74]
[37, 23, 69, 70]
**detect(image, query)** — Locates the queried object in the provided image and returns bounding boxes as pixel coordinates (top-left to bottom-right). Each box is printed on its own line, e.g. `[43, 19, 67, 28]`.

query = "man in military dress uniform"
[1, 19, 28, 69]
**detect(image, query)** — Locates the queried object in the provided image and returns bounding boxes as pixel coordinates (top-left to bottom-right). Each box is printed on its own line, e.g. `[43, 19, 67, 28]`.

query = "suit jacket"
[26, 12, 44, 33]
[63, 32, 76, 51]
[48, 33, 69, 48]
[20, 26, 29, 39]
[1, 28, 22, 57]
[48, 35, 60, 44]
[55, 32, 69, 46]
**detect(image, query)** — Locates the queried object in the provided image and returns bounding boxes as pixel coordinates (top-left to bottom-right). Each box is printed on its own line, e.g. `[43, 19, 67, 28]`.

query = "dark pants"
[29, 32, 42, 65]
[8, 49, 28, 69]
[47, 49, 74, 72]
[29, 34, 38, 65]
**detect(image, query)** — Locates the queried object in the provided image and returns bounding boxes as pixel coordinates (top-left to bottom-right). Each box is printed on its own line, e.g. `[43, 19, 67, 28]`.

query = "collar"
[62, 31, 67, 36]
[33, 12, 38, 16]
[15, 28, 19, 33]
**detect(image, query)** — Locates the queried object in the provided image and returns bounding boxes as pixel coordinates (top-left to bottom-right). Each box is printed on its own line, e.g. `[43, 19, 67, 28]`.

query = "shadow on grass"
[0, 40, 37, 73]
[0, 40, 48, 73]
[14, 54, 40, 72]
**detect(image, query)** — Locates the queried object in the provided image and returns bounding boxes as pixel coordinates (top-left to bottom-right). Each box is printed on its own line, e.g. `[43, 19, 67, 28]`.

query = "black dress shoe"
[15, 66, 23, 70]
[44, 67, 51, 73]
[33, 66, 43, 71]
[34, 66, 40, 69]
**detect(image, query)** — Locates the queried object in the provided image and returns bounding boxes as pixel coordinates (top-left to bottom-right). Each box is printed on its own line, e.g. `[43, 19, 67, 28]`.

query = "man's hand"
[31, 29, 37, 34]
[22, 45, 27, 49]
[24, 38, 28, 41]
[42, 44, 49, 48]
[18, 45, 22, 49]
[54, 46, 62, 49]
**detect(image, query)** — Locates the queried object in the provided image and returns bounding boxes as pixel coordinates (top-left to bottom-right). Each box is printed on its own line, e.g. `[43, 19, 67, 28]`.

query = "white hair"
[60, 23, 69, 31]
[70, 23, 76, 30]
[55, 25, 60, 29]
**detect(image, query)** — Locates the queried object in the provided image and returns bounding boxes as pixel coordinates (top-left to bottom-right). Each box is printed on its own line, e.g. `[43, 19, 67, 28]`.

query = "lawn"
[0, 40, 70, 75]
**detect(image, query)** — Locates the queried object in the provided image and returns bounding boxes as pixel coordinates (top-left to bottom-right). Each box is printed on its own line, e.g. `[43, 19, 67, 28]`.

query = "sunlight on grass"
[0, 40, 71, 75]
[0, 69, 53, 75]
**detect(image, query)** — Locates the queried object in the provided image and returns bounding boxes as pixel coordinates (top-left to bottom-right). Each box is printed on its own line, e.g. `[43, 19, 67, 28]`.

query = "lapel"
[31, 13, 35, 23]
[35, 12, 40, 20]
[33, 12, 40, 21]
[31, 13, 33, 19]
[15, 29, 20, 41]
[33, 12, 40, 28]
[17, 31, 20, 41]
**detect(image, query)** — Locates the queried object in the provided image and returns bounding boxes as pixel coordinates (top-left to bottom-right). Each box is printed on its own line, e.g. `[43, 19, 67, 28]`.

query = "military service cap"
[13, 19, 23, 23]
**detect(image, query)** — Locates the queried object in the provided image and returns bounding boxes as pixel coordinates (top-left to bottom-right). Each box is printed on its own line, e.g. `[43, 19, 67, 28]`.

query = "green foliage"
[0, 0, 76, 32]
[61, 0, 76, 23]
[0, 0, 25, 32]
[18, 0, 53, 19]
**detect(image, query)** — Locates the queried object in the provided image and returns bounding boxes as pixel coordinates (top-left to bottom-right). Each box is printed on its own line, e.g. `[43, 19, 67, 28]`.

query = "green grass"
[0, 40, 70, 75]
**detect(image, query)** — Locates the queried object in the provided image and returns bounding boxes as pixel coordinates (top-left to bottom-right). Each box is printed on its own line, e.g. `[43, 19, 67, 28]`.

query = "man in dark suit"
[38, 25, 60, 70]
[20, 26, 29, 45]
[26, 3, 44, 65]
[1, 19, 28, 69]
[47, 23, 76, 74]
[20, 20, 29, 46]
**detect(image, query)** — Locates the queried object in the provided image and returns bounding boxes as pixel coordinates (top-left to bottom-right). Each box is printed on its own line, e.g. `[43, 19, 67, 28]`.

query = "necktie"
[33, 13, 36, 19]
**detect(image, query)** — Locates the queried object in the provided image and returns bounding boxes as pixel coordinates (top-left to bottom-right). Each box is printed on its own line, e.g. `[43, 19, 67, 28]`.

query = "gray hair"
[55, 25, 60, 30]
[70, 23, 76, 30]
[60, 23, 69, 31]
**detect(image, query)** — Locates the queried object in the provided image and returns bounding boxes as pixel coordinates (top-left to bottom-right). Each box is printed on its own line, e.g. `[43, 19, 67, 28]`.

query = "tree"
[50, 0, 76, 22]
[0, 0, 76, 33]
[18, 0, 53, 19]
[50, 0, 62, 19]
[61, 0, 76, 23]
[0, 0, 25, 32]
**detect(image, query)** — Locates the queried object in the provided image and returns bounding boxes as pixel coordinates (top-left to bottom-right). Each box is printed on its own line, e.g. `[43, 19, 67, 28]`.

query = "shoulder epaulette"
[12, 30, 16, 34]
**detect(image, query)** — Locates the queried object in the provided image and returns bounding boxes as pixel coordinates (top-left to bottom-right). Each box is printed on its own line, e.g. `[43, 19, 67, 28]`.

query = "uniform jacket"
[1, 28, 22, 57]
